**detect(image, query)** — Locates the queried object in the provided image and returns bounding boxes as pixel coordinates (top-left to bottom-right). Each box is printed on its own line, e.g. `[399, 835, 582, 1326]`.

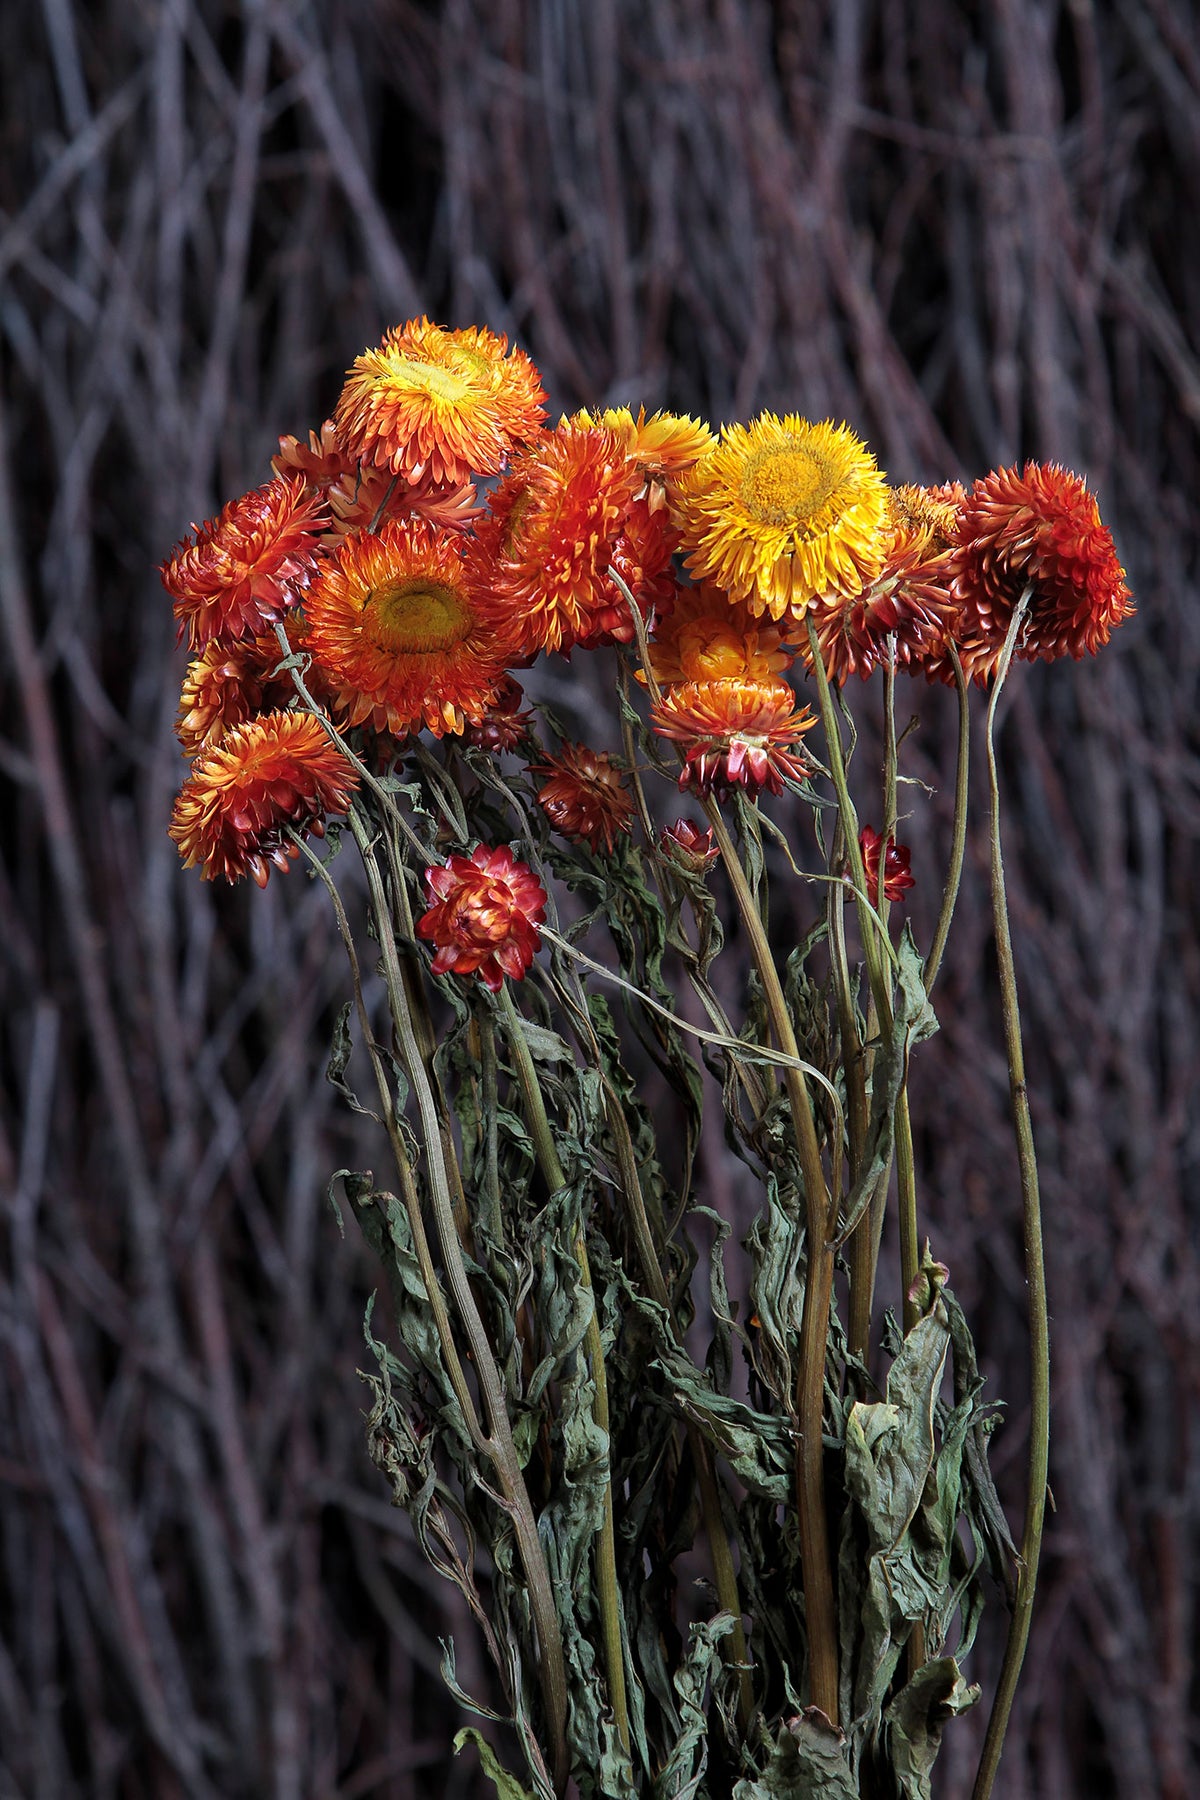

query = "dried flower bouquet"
[163, 317, 1132, 1799]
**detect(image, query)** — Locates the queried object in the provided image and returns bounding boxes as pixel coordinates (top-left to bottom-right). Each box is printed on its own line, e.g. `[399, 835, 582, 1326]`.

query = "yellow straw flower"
[675, 414, 890, 620]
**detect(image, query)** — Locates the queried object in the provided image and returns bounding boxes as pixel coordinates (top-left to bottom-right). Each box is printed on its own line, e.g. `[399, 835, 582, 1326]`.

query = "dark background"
[1, 3, 1197, 1796]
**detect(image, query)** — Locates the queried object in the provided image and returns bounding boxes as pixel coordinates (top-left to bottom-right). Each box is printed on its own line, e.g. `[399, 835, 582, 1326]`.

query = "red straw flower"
[534, 743, 635, 854]
[417, 844, 546, 991]
[463, 676, 535, 753]
[660, 819, 718, 872]
[162, 475, 326, 650]
[951, 462, 1133, 679]
[859, 825, 915, 908]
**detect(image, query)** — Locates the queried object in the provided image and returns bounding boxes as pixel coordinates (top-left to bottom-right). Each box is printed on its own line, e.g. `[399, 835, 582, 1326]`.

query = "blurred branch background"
[1, 2, 1197, 1795]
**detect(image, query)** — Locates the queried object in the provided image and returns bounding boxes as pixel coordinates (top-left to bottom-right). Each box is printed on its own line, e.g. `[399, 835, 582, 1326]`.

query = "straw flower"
[162, 475, 326, 650]
[472, 422, 640, 655]
[302, 518, 512, 738]
[652, 676, 817, 798]
[462, 676, 535, 754]
[859, 825, 915, 908]
[534, 743, 635, 854]
[643, 583, 794, 689]
[660, 819, 719, 872]
[175, 634, 297, 755]
[334, 317, 546, 487]
[952, 462, 1133, 679]
[417, 844, 546, 991]
[674, 414, 890, 620]
[169, 712, 357, 888]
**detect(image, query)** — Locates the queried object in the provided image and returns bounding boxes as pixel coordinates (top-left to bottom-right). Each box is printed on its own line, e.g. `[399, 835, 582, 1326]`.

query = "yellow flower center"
[741, 445, 837, 531]
[373, 352, 476, 405]
[366, 579, 471, 653]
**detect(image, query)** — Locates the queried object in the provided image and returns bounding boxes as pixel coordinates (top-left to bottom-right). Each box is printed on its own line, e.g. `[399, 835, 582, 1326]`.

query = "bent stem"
[346, 808, 571, 1790]
[971, 588, 1050, 1800]
[702, 795, 839, 1725]
[498, 982, 632, 1763]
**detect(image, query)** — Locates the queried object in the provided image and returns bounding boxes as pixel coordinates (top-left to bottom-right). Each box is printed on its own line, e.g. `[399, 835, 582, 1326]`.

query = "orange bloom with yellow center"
[652, 677, 817, 799]
[176, 634, 298, 755]
[534, 743, 635, 854]
[642, 583, 795, 689]
[951, 462, 1133, 681]
[302, 519, 513, 738]
[334, 317, 547, 487]
[169, 711, 357, 888]
[806, 483, 965, 684]
[471, 422, 641, 655]
[675, 414, 891, 621]
[162, 475, 326, 650]
[417, 844, 546, 991]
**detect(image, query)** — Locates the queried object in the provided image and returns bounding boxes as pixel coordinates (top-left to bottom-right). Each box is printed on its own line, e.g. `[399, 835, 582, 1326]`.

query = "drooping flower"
[161, 475, 326, 650]
[859, 825, 915, 908]
[334, 317, 547, 487]
[534, 743, 635, 854]
[806, 483, 965, 683]
[642, 582, 795, 689]
[301, 518, 513, 738]
[951, 462, 1133, 680]
[169, 711, 357, 888]
[652, 677, 817, 798]
[660, 819, 719, 873]
[674, 415, 891, 621]
[462, 675, 535, 753]
[417, 843, 546, 991]
[471, 422, 641, 656]
[175, 634, 296, 755]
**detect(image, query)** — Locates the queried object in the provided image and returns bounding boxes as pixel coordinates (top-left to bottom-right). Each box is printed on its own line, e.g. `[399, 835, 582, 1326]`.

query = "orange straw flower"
[334, 317, 546, 487]
[534, 743, 635, 854]
[169, 711, 357, 888]
[642, 582, 794, 689]
[302, 518, 513, 738]
[674, 414, 891, 621]
[471, 421, 640, 656]
[952, 462, 1133, 679]
[417, 844, 547, 991]
[161, 475, 326, 650]
[175, 634, 297, 755]
[652, 677, 817, 798]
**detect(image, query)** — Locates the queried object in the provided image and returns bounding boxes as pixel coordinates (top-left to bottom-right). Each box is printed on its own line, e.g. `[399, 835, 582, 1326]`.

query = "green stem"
[498, 983, 632, 1763]
[702, 796, 840, 1725]
[924, 644, 971, 997]
[348, 809, 571, 1790]
[972, 589, 1049, 1800]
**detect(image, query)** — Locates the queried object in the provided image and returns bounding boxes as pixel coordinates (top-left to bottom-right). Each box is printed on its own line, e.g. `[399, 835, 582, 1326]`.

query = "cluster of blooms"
[164, 316, 1132, 984]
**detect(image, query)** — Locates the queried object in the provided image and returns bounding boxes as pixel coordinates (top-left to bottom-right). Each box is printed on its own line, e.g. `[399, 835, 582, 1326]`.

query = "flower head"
[176, 634, 296, 755]
[575, 405, 715, 483]
[674, 415, 891, 620]
[463, 675, 535, 753]
[417, 844, 546, 991]
[302, 518, 513, 737]
[859, 825, 915, 908]
[806, 483, 964, 683]
[534, 743, 635, 854]
[169, 712, 357, 888]
[660, 819, 719, 873]
[652, 677, 817, 799]
[334, 317, 546, 487]
[642, 583, 794, 689]
[574, 492, 679, 649]
[272, 419, 352, 489]
[162, 475, 326, 650]
[326, 464, 481, 540]
[952, 462, 1133, 679]
[471, 422, 640, 655]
